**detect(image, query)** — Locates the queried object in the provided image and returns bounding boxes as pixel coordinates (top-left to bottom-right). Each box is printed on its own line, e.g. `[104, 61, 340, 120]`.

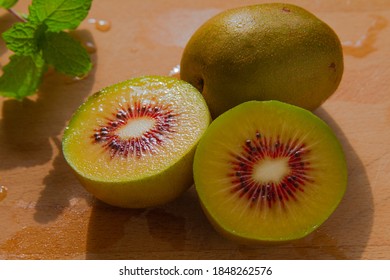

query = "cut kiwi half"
[62, 76, 210, 208]
[193, 100, 347, 243]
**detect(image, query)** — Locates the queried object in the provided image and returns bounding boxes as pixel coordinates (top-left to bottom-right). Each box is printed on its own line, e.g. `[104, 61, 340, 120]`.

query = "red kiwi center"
[229, 131, 313, 209]
[92, 101, 177, 158]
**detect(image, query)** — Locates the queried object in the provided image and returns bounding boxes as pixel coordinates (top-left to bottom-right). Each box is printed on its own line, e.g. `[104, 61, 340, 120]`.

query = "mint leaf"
[0, 0, 94, 99]
[0, 54, 46, 100]
[0, 0, 18, 9]
[28, 0, 92, 32]
[42, 31, 92, 77]
[2, 22, 46, 55]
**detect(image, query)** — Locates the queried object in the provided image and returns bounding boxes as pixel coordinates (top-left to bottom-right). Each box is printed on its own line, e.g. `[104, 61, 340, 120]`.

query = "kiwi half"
[193, 101, 347, 243]
[62, 76, 210, 208]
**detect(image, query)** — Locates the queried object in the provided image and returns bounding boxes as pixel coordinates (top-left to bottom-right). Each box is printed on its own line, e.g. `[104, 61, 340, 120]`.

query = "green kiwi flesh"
[62, 76, 211, 208]
[193, 100, 347, 243]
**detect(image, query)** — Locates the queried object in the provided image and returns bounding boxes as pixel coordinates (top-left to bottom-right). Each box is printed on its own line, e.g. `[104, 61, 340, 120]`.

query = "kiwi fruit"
[62, 76, 211, 208]
[193, 100, 347, 243]
[180, 3, 344, 117]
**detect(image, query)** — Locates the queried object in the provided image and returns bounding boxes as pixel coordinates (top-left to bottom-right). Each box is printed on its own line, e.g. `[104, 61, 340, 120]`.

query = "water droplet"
[83, 41, 97, 54]
[88, 18, 112, 32]
[96, 19, 111, 32]
[64, 73, 89, 84]
[0, 186, 8, 202]
[73, 76, 86, 83]
[168, 64, 180, 79]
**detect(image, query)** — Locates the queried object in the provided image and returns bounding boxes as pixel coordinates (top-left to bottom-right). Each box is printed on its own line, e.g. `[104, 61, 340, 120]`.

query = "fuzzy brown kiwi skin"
[180, 3, 344, 118]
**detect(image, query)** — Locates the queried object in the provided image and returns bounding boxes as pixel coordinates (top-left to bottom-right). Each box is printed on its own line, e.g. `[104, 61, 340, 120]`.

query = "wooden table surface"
[1, 0, 390, 260]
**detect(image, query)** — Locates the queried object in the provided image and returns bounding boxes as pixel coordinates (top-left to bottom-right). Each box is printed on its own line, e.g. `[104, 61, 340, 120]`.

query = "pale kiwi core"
[116, 117, 156, 139]
[252, 158, 289, 183]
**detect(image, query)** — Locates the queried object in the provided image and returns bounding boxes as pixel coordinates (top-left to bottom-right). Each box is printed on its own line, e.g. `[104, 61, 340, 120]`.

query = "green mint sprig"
[0, 0, 93, 100]
[0, 0, 18, 9]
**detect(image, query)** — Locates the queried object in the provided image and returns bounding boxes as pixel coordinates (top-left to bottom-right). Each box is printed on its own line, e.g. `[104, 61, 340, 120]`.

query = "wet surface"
[342, 15, 388, 57]
[0, 0, 389, 260]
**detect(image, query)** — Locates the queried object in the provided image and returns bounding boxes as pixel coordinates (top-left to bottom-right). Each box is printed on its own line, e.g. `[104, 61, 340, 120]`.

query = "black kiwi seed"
[94, 135, 101, 141]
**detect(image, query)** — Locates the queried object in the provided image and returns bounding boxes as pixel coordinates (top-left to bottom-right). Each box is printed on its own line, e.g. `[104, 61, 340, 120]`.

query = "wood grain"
[1, 0, 390, 260]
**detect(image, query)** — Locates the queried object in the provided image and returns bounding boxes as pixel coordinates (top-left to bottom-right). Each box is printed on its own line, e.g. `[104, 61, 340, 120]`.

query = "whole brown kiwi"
[180, 3, 344, 117]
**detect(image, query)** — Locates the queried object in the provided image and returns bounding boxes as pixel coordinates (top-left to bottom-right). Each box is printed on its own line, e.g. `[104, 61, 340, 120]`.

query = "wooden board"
[1, 0, 390, 260]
